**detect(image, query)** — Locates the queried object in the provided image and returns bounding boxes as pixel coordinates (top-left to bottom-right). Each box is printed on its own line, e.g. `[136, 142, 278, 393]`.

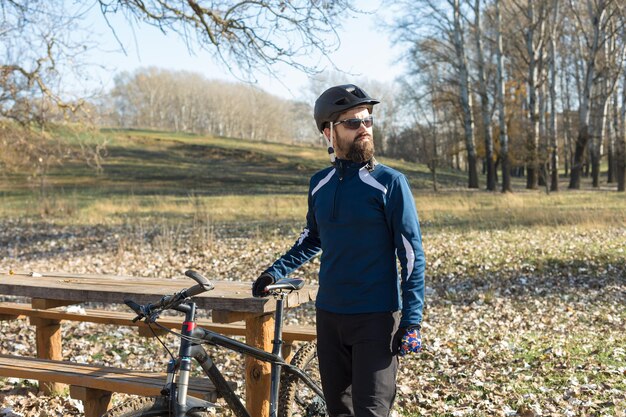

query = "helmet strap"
[325, 124, 336, 165]
[365, 157, 378, 172]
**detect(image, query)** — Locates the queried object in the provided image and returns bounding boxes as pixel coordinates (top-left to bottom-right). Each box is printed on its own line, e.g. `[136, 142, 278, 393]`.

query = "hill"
[2, 128, 623, 230]
[0, 128, 462, 222]
[99, 129, 467, 193]
[3, 128, 464, 196]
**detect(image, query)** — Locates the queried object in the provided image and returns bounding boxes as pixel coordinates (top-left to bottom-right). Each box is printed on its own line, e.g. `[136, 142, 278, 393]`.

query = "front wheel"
[278, 342, 327, 417]
[101, 396, 212, 417]
[101, 397, 171, 417]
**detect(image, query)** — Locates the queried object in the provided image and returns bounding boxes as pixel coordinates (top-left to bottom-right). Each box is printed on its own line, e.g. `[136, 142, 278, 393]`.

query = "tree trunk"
[548, 2, 560, 192]
[569, 126, 589, 189]
[618, 135, 626, 191]
[569, 1, 605, 189]
[561, 52, 572, 178]
[524, 0, 543, 190]
[473, 0, 495, 191]
[549, 68, 559, 191]
[495, 0, 511, 192]
[550, 145, 559, 191]
[618, 151, 626, 191]
[607, 138, 615, 183]
[618, 71, 626, 191]
[591, 75, 612, 188]
[591, 151, 600, 187]
[526, 127, 539, 189]
[538, 83, 548, 189]
[453, 0, 479, 189]
[609, 92, 619, 184]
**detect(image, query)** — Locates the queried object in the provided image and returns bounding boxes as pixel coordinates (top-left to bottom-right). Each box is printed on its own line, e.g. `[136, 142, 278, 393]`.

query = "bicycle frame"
[162, 294, 323, 417]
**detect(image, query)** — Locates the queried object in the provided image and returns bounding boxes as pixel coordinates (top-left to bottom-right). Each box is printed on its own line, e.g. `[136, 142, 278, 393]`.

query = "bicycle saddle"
[266, 278, 305, 292]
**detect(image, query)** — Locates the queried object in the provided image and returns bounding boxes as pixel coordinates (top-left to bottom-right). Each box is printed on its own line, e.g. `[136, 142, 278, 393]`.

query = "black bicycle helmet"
[314, 84, 379, 132]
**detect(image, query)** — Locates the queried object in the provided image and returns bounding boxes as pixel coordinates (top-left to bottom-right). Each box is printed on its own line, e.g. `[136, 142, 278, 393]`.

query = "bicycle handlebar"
[184, 269, 214, 297]
[124, 269, 214, 322]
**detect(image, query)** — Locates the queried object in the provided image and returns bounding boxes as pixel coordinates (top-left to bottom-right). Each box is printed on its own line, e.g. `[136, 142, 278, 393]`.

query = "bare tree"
[567, 0, 623, 189]
[97, 0, 355, 81]
[548, 0, 562, 191]
[0, 0, 106, 208]
[559, 38, 575, 179]
[508, 0, 553, 189]
[107, 68, 318, 143]
[592, 11, 625, 187]
[494, 0, 512, 192]
[452, 0, 480, 188]
[0, 1, 91, 125]
[472, 0, 496, 190]
[390, 0, 479, 188]
[398, 63, 446, 191]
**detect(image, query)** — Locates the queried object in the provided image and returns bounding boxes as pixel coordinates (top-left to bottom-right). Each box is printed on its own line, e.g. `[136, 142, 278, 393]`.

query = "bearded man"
[253, 84, 425, 417]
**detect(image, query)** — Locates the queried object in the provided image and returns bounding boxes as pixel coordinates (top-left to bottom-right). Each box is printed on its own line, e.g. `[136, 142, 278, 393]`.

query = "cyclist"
[253, 84, 425, 417]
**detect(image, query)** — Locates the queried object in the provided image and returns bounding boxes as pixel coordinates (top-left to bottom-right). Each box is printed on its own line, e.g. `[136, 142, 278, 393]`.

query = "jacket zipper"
[332, 165, 344, 220]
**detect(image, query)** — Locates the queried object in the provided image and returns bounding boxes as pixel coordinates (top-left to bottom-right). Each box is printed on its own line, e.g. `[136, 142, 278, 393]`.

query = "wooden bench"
[0, 301, 316, 414]
[0, 354, 222, 417]
[0, 273, 319, 417]
[0, 301, 316, 351]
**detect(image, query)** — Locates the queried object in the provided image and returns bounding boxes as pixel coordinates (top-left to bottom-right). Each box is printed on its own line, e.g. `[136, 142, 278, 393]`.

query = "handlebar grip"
[184, 270, 214, 294]
[185, 284, 208, 298]
[124, 299, 142, 315]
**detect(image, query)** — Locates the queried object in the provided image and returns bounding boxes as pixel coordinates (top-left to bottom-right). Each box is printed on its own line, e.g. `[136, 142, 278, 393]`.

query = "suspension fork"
[174, 303, 197, 417]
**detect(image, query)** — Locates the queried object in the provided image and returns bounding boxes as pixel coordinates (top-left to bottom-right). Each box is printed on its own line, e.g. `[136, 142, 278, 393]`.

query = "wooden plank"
[0, 354, 218, 400]
[0, 302, 317, 341]
[31, 299, 76, 309]
[0, 273, 317, 314]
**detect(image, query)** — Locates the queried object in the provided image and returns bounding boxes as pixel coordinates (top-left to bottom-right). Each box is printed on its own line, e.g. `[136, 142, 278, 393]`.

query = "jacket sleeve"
[263, 185, 322, 279]
[386, 174, 425, 328]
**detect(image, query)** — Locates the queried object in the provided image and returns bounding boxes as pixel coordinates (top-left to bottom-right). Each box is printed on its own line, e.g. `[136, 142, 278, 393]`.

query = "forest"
[2, 0, 626, 193]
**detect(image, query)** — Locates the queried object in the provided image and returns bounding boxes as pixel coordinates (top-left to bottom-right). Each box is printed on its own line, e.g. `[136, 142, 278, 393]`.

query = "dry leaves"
[0, 220, 625, 416]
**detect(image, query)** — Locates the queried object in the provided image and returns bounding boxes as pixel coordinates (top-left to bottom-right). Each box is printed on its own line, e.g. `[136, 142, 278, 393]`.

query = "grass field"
[1, 128, 624, 230]
[1, 128, 625, 416]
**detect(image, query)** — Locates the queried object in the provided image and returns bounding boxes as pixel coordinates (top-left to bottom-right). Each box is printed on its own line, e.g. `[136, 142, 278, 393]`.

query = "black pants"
[316, 309, 400, 417]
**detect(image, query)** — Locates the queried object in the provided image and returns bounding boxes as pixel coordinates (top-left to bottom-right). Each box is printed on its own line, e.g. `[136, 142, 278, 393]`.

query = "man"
[253, 84, 425, 417]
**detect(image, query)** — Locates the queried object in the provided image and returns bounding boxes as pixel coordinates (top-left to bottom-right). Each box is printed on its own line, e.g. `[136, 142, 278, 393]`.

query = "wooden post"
[245, 313, 274, 417]
[30, 298, 72, 395]
[70, 386, 113, 417]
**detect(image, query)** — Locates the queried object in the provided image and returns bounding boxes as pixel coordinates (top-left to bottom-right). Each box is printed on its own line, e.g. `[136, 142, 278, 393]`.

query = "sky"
[79, 1, 406, 101]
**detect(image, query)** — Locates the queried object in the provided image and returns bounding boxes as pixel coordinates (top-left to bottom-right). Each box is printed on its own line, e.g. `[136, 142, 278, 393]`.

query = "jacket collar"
[334, 157, 378, 173]
[334, 158, 367, 170]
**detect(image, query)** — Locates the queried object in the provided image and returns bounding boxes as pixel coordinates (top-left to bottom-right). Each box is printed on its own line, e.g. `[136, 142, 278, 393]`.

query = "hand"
[252, 272, 275, 297]
[398, 326, 422, 356]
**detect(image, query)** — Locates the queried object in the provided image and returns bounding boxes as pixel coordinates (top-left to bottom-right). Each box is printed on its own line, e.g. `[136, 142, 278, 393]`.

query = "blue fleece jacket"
[264, 159, 425, 328]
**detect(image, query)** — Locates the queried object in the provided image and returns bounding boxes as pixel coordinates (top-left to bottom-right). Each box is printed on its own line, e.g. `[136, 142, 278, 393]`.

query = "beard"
[337, 132, 375, 163]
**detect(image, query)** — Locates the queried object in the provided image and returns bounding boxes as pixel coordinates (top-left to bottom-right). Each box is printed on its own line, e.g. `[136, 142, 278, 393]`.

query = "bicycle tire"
[101, 396, 211, 417]
[101, 396, 171, 417]
[278, 342, 327, 417]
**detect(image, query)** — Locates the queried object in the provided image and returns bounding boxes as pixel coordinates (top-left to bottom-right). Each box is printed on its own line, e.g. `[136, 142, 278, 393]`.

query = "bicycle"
[103, 270, 326, 417]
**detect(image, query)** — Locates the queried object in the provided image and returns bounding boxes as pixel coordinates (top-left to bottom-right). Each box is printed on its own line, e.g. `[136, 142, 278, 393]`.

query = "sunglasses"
[333, 116, 374, 130]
